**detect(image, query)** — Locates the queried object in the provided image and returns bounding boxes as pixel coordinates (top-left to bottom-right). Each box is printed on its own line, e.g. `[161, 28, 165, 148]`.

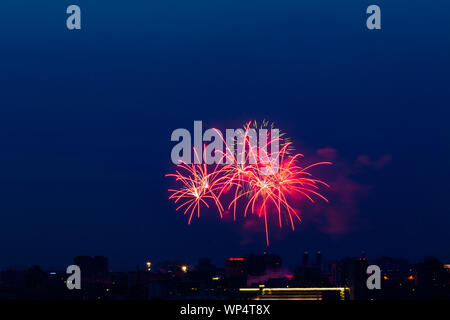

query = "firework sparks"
[228, 143, 331, 245]
[166, 122, 331, 246]
[166, 147, 226, 224]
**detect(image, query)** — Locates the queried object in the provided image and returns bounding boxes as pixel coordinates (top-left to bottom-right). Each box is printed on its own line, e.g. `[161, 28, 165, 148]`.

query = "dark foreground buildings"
[0, 253, 449, 300]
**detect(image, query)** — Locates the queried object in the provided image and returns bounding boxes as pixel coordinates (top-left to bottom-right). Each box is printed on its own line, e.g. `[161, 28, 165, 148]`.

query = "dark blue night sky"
[0, 1, 449, 270]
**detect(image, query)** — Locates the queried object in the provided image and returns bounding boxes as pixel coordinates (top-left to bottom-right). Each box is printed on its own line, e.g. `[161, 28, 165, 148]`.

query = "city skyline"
[1, 252, 449, 300]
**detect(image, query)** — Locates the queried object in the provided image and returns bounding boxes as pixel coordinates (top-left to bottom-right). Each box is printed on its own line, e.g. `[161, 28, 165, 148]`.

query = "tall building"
[73, 256, 109, 299]
[415, 257, 450, 299]
[332, 257, 368, 300]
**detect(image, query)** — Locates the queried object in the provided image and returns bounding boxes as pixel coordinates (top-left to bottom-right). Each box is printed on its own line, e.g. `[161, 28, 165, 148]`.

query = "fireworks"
[166, 147, 226, 224]
[166, 122, 330, 246]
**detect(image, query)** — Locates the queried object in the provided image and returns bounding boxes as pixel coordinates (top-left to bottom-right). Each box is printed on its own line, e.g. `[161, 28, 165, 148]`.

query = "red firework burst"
[166, 122, 331, 246]
[165, 147, 226, 224]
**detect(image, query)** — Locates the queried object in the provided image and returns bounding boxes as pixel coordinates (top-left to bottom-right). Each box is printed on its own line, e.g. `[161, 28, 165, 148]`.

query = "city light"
[228, 257, 244, 261]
